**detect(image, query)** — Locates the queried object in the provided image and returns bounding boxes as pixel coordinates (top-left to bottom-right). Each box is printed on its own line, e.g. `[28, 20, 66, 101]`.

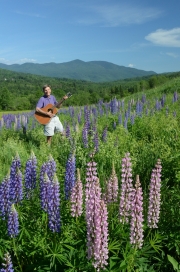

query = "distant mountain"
[0, 60, 156, 83]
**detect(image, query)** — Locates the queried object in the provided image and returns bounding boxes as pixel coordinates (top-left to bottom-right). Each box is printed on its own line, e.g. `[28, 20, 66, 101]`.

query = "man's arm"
[35, 107, 54, 117]
[56, 95, 69, 109]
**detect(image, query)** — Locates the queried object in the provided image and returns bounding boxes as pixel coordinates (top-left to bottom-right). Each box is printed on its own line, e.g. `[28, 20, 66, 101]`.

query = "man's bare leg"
[47, 136, 52, 145]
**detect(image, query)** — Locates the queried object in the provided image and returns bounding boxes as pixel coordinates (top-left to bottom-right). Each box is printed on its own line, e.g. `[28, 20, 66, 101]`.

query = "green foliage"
[0, 82, 180, 271]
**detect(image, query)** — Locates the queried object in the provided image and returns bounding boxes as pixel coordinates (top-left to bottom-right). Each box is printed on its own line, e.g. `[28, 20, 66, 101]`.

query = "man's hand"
[63, 95, 69, 100]
[47, 112, 55, 118]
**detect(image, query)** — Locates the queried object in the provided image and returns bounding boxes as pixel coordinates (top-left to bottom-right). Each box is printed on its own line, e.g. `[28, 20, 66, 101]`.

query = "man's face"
[43, 87, 51, 96]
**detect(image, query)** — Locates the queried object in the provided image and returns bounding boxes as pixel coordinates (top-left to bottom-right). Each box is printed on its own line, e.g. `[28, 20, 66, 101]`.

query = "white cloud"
[14, 10, 45, 18]
[145, 28, 180, 47]
[77, 4, 162, 27]
[18, 58, 37, 63]
[166, 52, 179, 58]
[128, 64, 134, 68]
[0, 58, 37, 65]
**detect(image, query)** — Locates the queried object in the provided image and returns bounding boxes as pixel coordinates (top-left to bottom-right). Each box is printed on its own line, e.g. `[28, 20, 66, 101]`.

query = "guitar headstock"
[66, 92, 72, 98]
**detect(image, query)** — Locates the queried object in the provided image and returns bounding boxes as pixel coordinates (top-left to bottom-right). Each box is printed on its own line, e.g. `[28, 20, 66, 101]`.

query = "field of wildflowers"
[0, 79, 180, 271]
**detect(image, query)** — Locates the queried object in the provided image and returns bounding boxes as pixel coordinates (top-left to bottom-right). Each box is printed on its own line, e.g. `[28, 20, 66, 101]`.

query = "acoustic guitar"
[34, 92, 72, 125]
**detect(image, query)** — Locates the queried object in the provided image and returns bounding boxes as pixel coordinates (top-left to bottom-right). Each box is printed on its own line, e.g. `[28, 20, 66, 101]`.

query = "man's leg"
[47, 136, 52, 145]
[44, 119, 55, 144]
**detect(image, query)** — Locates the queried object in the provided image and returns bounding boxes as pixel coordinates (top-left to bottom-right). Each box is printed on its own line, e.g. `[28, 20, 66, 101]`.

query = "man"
[36, 84, 68, 145]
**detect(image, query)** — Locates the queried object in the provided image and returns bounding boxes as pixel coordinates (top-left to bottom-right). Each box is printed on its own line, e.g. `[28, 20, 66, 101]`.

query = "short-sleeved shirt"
[36, 95, 57, 108]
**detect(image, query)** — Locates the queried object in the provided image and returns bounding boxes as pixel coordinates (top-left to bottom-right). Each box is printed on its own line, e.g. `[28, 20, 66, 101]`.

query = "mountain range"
[0, 59, 156, 83]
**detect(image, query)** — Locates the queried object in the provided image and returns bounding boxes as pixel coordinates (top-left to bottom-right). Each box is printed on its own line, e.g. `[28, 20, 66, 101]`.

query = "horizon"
[0, 0, 180, 74]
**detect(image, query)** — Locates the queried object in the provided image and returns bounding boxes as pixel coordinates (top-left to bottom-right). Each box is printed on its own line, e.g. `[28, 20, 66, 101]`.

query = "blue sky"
[0, 0, 180, 73]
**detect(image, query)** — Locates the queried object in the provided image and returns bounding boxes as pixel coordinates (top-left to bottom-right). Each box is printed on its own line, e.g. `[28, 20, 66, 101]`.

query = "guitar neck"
[56, 98, 65, 108]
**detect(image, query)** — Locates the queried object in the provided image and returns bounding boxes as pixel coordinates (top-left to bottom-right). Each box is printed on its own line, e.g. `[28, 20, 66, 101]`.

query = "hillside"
[0, 60, 156, 83]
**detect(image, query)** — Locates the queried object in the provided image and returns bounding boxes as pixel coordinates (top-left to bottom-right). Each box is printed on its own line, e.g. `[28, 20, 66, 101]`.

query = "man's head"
[42, 84, 51, 97]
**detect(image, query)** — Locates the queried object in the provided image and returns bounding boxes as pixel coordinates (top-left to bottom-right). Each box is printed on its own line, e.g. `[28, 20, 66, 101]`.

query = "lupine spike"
[47, 174, 61, 232]
[7, 204, 19, 238]
[0, 172, 11, 219]
[24, 151, 37, 199]
[40, 173, 51, 212]
[64, 153, 76, 200]
[70, 168, 83, 217]
[105, 162, 118, 203]
[0, 252, 14, 272]
[130, 175, 144, 249]
[147, 159, 162, 228]
[119, 153, 134, 223]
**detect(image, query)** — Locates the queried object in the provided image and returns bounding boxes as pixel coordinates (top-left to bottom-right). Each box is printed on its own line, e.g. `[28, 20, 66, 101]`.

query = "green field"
[0, 79, 180, 271]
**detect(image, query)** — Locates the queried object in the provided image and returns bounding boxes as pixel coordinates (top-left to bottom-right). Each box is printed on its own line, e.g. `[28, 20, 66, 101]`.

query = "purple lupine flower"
[118, 113, 122, 125]
[24, 151, 37, 199]
[173, 91, 178, 102]
[46, 155, 56, 182]
[84, 106, 91, 131]
[10, 168, 23, 204]
[130, 175, 144, 249]
[64, 154, 76, 200]
[47, 174, 61, 232]
[119, 153, 134, 224]
[0, 252, 14, 272]
[7, 204, 19, 238]
[102, 127, 107, 143]
[78, 111, 82, 124]
[85, 171, 108, 271]
[9, 154, 21, 203]
[93, 131, 99, 152]
[70, 168, 83, 217]
[110, 98, 118, 114]
[82, 123, 89, 148]
[0, 174, 11, 219]
[105, 163, 118, 203]
[40, 173, 51, 212]
[147, 159, 162, 228]
[65, 123, 71, 138]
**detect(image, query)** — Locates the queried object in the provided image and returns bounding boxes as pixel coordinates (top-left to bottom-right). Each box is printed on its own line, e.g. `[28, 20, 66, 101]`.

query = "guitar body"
[34, 104, 58, 125]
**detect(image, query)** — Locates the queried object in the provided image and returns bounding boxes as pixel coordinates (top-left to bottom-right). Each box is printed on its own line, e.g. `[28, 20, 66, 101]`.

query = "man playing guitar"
[35, 84, 69, 145]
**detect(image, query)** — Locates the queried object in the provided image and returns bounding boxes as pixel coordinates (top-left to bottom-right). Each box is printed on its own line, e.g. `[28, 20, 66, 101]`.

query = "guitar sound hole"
[48, 109, 53, 113]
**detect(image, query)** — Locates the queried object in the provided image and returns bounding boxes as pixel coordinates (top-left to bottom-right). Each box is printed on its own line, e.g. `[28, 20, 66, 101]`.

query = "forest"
[0, 68, 180, 111]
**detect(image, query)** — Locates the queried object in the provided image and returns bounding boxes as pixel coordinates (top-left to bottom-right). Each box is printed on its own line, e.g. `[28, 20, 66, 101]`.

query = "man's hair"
[42, 84, 51, 92]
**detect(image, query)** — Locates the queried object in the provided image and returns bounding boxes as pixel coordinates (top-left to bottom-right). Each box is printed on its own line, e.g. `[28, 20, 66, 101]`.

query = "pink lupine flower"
[119, 153, 134, 223]
[85, 159, 109, 271]
[130, 175, 144, 249]
[70, 168, 83, 217]
[147, 159, 162, 228]
[106, 162, 118, 203]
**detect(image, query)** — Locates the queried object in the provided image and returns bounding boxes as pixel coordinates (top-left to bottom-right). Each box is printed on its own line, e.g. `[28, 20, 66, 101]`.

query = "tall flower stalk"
[130, 175, 144, 249]
[147, 159, 162, 228]
[119, 153, 134, 223]
[64, 153, 76, 200]
[0, 173, 11, 219]
[70, 168, 83, 217]
[47, 174, 61, 232]
[9, 154, 22, 204]
[85, 159, 108, 271]
[105, 162, 118, 203]
[24, 151, 37, 199]
[8, 204, 19, 238]
[0, 252, 14, 272]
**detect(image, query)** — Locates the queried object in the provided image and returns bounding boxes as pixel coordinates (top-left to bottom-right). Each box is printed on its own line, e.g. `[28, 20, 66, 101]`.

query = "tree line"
[0, 68, 180, 111]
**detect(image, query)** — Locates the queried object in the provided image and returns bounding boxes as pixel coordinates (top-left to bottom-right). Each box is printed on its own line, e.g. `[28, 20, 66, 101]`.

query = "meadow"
[0, 78, 180, 271]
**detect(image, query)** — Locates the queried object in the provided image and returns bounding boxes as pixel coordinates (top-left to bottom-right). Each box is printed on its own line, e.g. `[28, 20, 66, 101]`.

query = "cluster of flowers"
[85, 157, 109, 271]
[118, 153, 162, 249]
[40, 155, 60, 232]
[0, 252, 14, 272]
[0, 151, 37, 238]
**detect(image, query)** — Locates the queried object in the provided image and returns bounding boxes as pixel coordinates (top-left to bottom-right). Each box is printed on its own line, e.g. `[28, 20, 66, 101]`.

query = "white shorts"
[44, 116, 63, 136]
